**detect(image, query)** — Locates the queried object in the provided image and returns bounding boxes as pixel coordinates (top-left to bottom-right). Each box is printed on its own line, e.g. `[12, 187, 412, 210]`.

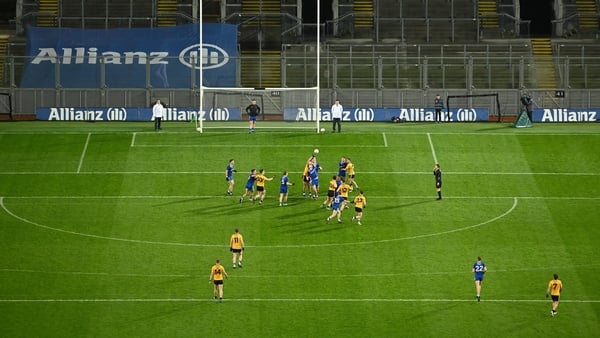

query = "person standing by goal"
[152, 99, 165, 131]
[331, 99, 343, 133]
[434, 94, 444, 123]
[245, 99, 261, 133]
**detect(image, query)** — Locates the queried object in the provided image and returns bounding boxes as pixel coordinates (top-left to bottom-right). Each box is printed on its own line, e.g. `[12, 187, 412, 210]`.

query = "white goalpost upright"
[196, 0, 322, 133]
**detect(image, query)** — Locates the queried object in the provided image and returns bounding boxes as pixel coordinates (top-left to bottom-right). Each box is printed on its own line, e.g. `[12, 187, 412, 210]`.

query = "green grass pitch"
[0, 121, 599, 337]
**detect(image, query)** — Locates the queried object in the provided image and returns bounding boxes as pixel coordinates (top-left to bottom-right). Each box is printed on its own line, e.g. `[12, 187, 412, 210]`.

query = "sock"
[437, 191, 441, 198]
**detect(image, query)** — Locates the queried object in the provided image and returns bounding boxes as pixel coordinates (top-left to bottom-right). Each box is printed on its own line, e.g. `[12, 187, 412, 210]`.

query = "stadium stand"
[1, 0, 600, 115]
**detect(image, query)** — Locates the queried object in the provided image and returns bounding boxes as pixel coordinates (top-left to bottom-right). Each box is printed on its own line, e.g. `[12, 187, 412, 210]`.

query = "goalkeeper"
[245, 99, 261, 133]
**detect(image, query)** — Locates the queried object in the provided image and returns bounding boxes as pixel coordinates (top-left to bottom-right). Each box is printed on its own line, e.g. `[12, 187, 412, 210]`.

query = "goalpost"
[196, 1, 322, 133]
[195, 86, 320, 132]
[446, 93, 502, 122]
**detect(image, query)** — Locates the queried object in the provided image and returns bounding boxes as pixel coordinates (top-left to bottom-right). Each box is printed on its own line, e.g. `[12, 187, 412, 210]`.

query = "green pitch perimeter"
[0, 121, 599, 337]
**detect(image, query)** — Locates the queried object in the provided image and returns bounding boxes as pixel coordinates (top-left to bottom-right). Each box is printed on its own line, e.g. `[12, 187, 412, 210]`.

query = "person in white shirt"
[331, 99, 343, 133]
[152, 99, 165, 131]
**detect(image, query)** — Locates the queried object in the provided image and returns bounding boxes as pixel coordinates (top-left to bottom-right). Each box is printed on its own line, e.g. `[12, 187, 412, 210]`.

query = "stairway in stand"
[241, 50, 281, 88]
[531, 38, 557, 89]
[242, 0, 281, 27]
[157, 0, 178, 27]
[37, 0, 58, 27]
[0, 34, 8, 81]
[576, 0, 599, 30]
[354, 1, 374, 28]
[240, 1, 282, 88]
[478, 1, 498, 29]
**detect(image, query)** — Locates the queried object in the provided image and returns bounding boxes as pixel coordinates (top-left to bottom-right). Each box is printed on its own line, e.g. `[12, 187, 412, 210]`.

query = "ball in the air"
[313, 148, 319, 155]
[320, 128, 325, 132]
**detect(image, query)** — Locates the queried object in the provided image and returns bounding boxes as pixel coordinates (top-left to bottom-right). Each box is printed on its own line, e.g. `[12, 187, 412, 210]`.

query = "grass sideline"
[0, 121, 599, 337]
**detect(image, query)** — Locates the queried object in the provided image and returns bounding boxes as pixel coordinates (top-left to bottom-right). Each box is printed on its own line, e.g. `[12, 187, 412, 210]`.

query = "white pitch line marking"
[77, 133, 91, 174]
[427, 132, 438, 164]
[382, 132, 388, 147]
[2, 171, 598, 176]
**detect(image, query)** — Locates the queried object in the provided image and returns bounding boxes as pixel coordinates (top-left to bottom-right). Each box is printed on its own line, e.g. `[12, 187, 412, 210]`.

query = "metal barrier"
[5, 87, 600, 119]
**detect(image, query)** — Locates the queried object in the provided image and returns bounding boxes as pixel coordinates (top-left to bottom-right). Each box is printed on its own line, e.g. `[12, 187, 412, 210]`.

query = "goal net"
[195, 86, 321, 133]
[0, 92, 12, 120]
[446, 93, 502, 122]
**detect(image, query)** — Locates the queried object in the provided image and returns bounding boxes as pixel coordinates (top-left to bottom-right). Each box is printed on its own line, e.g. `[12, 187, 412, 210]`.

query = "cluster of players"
[302, 155, 367, 225]
[224, 153, 367, 225]
[223, 159, 563, 313]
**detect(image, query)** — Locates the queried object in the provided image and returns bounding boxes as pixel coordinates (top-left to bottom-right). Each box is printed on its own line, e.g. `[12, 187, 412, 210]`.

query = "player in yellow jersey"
[230, 228, 245, 268]
[209, 259, 228, 302]
[253, 169, 275, 205]
[322, 175, 339, 209]
[345, 158, 359, 191]
[336, 178, 352, 209]
[351, 190, 367, 225]
[546, 273, 563, 317]
[302, 155, 316, 197]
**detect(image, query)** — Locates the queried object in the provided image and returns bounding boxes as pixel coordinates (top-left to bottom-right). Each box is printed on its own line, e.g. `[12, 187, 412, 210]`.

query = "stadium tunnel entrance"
[521, 0, 555, 36]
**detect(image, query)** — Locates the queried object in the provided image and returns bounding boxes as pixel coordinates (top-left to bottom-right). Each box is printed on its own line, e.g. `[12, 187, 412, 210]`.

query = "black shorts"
[231, 248, 242, 254]
[551, 295, 559, 302]
[257, 186, 265, 192]
[349, 174, 355, 179]
[436, 181, 442, 188]
[354, 207, 362, 212]
[327, 190, 335, 197]
[303, 175, 311, 182]
[213, 280, 224, 285]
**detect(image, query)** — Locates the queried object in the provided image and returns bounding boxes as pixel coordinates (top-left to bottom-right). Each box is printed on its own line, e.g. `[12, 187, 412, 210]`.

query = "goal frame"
[446, 93, 501, 122]
[196, 86, 320, 133]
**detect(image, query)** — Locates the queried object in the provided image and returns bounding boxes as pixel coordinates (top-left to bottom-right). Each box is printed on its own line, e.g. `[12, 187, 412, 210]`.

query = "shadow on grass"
[475, 123, 514, 132]
[371, 199, 438, 210]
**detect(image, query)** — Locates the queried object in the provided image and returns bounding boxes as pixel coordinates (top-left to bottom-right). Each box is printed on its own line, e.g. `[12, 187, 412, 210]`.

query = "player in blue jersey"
[240, 169, 257, 203]
[225, 159, 236, 196]
[278, 171, 294, 206]
[337, 156, 348, 180]
[326, 195, 343, 223]
[472, 256, 487, 301]
[308, 161, 322, 199]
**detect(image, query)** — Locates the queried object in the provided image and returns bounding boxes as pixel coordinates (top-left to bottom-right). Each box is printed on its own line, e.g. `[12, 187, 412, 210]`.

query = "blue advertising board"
[21, 24, 237, 88]
[36, 107, 242, 121]
[284, 107, 489, 122]
[36, 106, 488, 122]
[533, 108, 599, 122]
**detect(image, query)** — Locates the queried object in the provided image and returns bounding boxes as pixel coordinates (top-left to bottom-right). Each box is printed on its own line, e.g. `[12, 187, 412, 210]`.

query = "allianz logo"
[30, 44, 229, 70]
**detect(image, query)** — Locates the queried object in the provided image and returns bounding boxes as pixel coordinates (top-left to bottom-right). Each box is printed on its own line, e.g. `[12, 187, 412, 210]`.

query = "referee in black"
[433, 163, 442, 200]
